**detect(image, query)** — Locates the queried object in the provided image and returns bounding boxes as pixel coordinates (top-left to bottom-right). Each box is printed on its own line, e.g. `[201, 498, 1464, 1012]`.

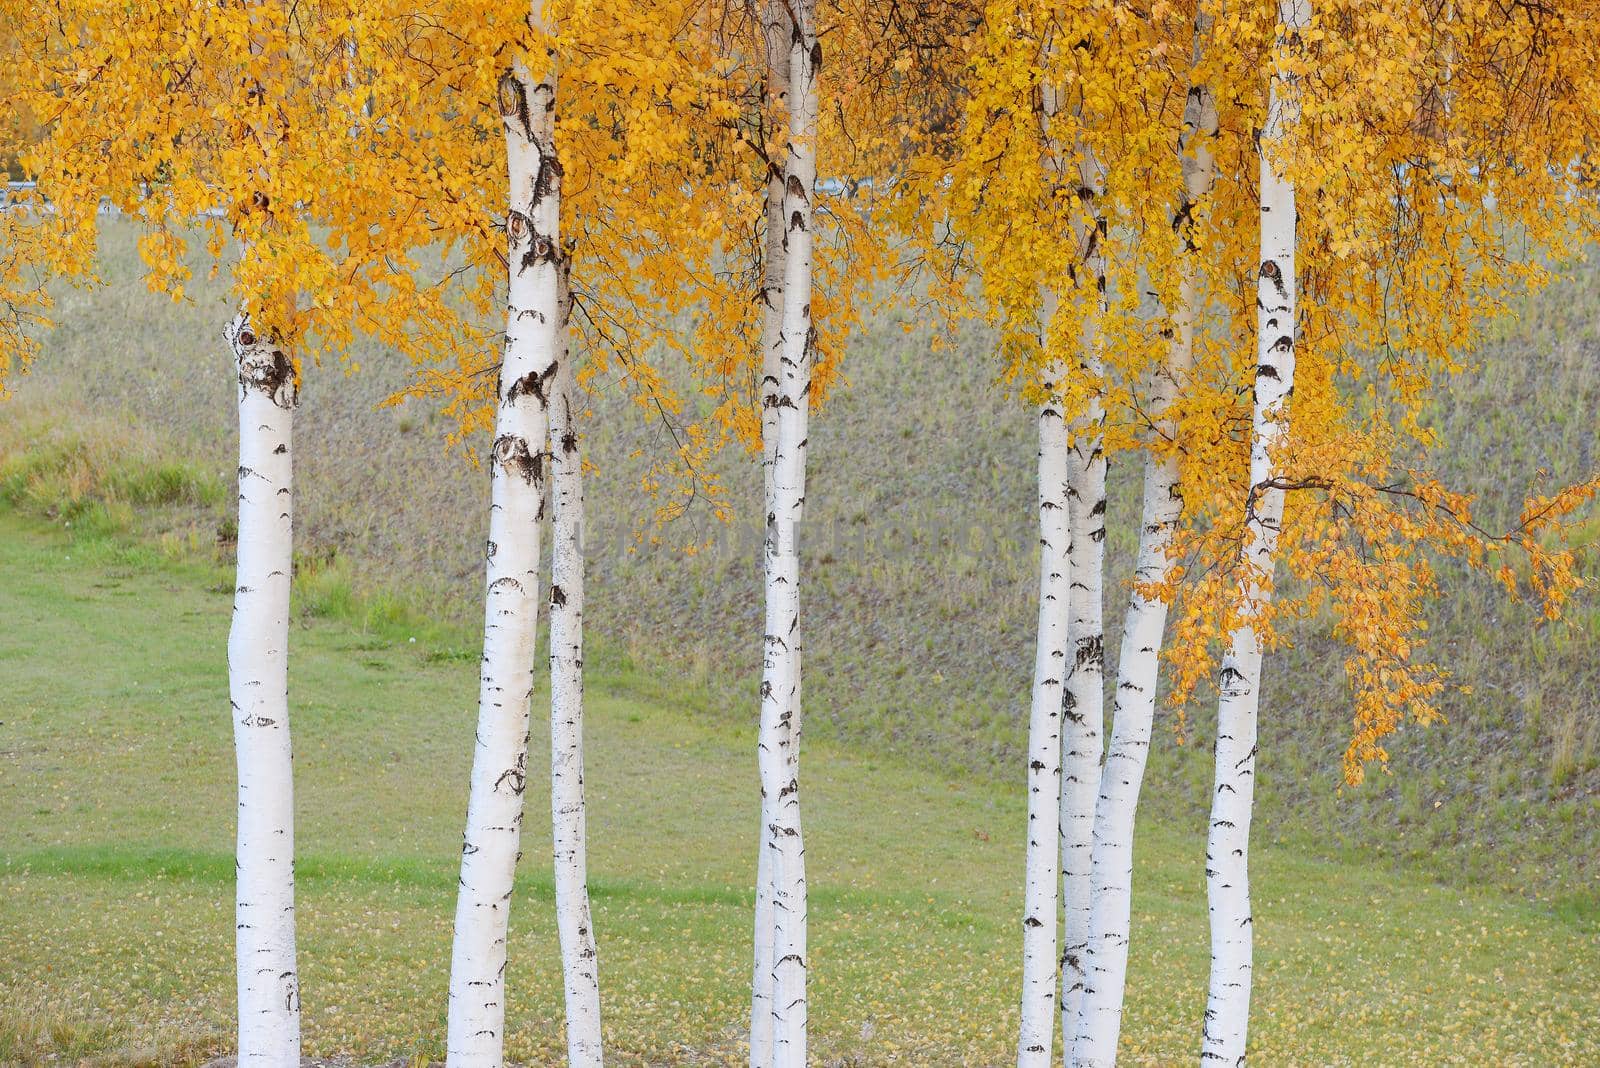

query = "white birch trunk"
[759, 6, 817, 1064]
[1071, 37, 1217, 1066]
[750, 4, 789, 1059]
[1060, 402, 1105, 1040]
[1016, 358, 1071, 1068]
[225, 313, 300, 1067]
[447, 28, 563, 1065]
[549, 263, 601, 1068]
[1201, 3, 1305, 1062]
[1026, 66, 1077, 1068]
[1060, 149, 1107, 1045]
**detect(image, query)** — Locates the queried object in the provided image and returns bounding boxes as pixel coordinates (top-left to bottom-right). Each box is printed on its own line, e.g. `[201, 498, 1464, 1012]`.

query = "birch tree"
[910, 7, 1170, 1060]
[348, 4, 761, 1059]
[1016, 347, 1069, 1068]
[756, 3, 819, 1061]
[1200, 3, 1306, 1061]
[1058, 139, 1107, 1045]
[0, 3, 412, 1059]
[225, 18, 308, 1057]
[223, 308, 302, 1064]
[657, 6, 906, 1059]
[1103, 1, 1600, 1057]
[1018, 63, 1072, 1055]
[548, 259, 602, 1067]
[0, 7, 351, 1059]
[445, 14, 565, 1063]
[1019, 68, 1073, 1054]
[1071, 16, 1218, 1064]
[749, 2, 789, 1061]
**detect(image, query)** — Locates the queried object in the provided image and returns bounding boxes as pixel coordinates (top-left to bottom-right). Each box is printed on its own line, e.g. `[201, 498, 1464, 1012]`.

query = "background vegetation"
[8, 221, 1594, 899]
[3, 220, 1598, 1063]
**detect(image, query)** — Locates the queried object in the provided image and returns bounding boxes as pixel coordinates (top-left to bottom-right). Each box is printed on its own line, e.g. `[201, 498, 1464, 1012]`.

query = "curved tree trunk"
[758, 5, 817, 1064]
[1016, 357, 1071, 1068]
[447, 26, 563, 1066]
[1071, 29, 1217, 1065]
[1202, 2, 1306, 1062]
[224, 312, 301, 1066]
[549, 264, 602, 1067]
[1071, 444, 1182, 1068]
[750, 2, 789, 1059]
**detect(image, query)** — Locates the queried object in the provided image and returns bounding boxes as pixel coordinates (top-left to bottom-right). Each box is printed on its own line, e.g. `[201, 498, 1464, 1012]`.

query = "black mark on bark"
[491, 433, 542, 484]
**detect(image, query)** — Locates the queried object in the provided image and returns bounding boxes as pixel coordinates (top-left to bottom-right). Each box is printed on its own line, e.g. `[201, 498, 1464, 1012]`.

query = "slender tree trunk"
[447, 28, 563, 1066]
[1202, 2, 1305, 1062]
[1016, 353, 1071, 1068]
[759, 5, 817, 1064]
[1060, 400, 1105, 1040]
[750, 3, 789, 1059]
[224, 312, 300, 1066]
[549, 263, 601, 1068]
[1071, 34, 1217, 1066]
[1060, 146, 1107, 1044]
[1025, 59, 1078, 1068]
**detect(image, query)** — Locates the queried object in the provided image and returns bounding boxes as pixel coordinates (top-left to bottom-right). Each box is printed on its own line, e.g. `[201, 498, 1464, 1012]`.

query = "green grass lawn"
[1, 507, 1596, 1066]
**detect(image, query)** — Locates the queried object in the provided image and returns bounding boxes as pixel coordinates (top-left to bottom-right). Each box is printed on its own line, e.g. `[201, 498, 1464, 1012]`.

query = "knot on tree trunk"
[225, 313, 298, 410]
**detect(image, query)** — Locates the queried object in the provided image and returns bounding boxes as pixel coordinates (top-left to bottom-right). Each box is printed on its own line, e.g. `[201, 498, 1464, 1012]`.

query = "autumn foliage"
[2, 1, 1600, 1059]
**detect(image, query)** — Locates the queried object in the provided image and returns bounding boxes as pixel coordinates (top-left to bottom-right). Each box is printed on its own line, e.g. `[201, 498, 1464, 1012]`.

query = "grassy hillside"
[2, 509, 1597, 1065]
[3, 220, 1597, 903]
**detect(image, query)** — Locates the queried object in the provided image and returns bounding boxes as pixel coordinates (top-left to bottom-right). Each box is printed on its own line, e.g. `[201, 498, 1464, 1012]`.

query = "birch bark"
[1060, 146, 1108, 1044]
[1071, 30, 1217, 1065]
[758, 4, 817, 1064]
[1015, 352, 1070, 1068]
[549, 262, 602, 1067]
[225, 313, 300, 1066]
[446, 20, 563, 1064]
[1018, 55, 1077, 1063]
[750, 3, 789, 1059]
[1202, 3, 1305, 1062]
